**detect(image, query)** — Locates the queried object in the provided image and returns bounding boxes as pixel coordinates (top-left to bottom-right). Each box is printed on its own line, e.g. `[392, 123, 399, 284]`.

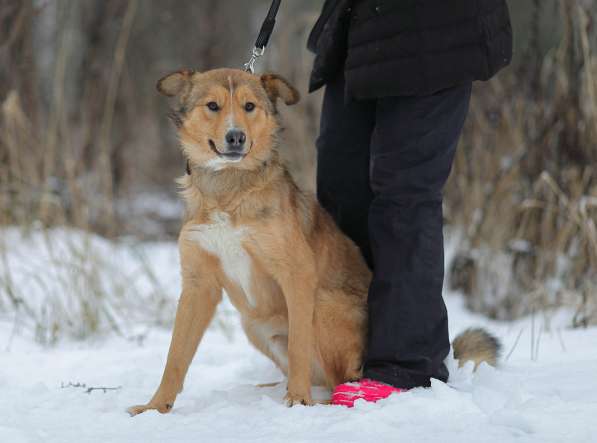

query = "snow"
[1, 228, 597, 443]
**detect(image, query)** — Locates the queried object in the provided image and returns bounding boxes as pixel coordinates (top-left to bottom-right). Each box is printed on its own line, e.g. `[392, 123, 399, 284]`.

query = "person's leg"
[363, 83, 472, 389]
[316, 72, 375, 268]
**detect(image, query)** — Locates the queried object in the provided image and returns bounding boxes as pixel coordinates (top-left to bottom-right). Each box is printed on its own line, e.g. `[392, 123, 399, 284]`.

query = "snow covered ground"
[1, 229, 597, 443]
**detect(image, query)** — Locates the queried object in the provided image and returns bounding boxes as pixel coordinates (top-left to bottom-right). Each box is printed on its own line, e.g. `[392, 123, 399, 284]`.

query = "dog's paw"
[127, 402, 173, 416]
[284, 391, 313, 407]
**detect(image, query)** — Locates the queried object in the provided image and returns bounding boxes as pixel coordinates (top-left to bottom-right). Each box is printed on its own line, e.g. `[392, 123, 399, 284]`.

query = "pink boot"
[331, 379, 407, 407]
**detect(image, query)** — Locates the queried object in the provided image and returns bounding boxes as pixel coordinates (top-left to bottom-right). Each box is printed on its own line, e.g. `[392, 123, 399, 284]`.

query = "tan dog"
[128, 68, 499, 416]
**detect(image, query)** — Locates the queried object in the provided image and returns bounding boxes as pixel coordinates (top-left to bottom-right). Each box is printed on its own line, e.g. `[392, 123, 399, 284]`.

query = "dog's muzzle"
[209, 138, 251, 161]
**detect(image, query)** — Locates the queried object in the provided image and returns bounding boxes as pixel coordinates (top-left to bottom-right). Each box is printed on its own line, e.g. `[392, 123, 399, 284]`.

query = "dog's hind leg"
[314, 291, 366, 389]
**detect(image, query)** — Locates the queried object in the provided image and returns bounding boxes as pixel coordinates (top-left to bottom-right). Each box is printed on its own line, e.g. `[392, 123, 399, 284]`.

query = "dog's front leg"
[128, 271, 221, 416]
[277, 258, 316, 407]
[128, 282, 221, 415]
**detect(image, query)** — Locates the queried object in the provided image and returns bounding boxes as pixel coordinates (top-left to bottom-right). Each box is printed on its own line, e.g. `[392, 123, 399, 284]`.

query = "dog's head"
[157, 68, 299, 172]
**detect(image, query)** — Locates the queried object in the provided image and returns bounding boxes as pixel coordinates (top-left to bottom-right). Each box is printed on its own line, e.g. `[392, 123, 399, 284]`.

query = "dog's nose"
[225, 129, 246, 149]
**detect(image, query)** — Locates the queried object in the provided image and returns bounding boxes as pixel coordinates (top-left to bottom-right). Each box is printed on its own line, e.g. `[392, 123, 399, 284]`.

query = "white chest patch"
[186, 212, 255, 306]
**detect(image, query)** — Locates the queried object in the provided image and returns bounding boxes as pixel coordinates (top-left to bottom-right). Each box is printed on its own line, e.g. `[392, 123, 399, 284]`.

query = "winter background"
[1, 1, 596, 442]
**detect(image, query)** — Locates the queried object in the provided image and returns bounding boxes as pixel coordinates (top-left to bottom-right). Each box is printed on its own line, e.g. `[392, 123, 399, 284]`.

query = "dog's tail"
[452, 327, 501, 369]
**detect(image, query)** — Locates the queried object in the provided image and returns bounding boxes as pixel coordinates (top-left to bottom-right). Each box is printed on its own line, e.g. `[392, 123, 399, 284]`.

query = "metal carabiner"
[243, 46, 265, 74]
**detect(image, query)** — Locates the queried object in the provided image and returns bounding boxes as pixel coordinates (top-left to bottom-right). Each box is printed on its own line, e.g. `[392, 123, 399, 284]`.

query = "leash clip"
[243, 46, 265, 74]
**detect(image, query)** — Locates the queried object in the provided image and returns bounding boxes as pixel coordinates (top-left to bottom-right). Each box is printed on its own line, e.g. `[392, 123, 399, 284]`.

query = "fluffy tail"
[452, 328, 501, 369]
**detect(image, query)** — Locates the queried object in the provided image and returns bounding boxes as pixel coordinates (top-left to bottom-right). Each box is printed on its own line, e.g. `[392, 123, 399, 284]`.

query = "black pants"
[316, 73, 471, 389]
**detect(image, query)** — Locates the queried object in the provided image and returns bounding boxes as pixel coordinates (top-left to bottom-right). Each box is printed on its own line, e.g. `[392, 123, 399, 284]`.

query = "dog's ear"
[260, 74, 300, 106]
[157, 69, 196, 97]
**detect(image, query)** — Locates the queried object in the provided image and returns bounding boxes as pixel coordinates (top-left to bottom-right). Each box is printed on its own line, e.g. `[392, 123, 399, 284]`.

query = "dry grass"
[0, 1, 138, 235]
[447, 1, 597, 326]
[0, 227, 176, 345]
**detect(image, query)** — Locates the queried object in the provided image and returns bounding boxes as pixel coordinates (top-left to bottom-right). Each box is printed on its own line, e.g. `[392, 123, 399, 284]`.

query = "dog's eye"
[206, 102, 219, 112]
[244, 102, 255, 112]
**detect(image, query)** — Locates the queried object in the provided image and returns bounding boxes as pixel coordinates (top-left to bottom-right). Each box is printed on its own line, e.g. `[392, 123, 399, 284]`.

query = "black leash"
[243, 0, 282, 73]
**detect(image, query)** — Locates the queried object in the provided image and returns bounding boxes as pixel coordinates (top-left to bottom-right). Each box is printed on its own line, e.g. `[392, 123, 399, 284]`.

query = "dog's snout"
[225, 129, 246, 149]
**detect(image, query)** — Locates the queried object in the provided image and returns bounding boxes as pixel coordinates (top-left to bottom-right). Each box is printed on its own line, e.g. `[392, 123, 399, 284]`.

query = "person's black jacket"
[308, 0, 513, 99]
